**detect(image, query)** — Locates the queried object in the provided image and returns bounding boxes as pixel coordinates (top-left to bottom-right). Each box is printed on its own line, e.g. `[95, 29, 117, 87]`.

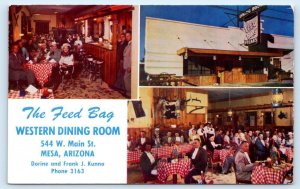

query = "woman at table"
[59, 43, 74, 75]
[223, 130, 230, 145]
[189, 129, 200, 144]
[206, 135, 222, 153]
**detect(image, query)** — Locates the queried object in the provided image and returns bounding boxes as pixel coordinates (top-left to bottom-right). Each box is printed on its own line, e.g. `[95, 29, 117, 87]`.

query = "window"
[273, 58, 281, 69]
[242, 58, 264, 74]
[183, 56, 215, 76]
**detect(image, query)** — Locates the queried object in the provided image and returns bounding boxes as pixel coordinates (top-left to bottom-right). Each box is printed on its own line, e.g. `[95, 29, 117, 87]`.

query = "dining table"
[251, 164, 291, 184]
[26, 62, 56, 87]
[157, 158, 191, 183]
[8, 90, 54, 99]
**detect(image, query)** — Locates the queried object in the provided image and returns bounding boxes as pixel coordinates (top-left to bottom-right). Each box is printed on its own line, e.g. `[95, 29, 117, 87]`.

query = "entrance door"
[35, 21, 49, 34]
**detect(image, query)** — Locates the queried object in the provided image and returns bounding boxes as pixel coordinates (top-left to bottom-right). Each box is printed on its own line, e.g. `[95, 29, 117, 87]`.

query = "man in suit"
[136, 131, 150, 152]
[140, 143, 157, 181]
[162, 131, 174, 146]
[234, 141, 258, 182]
[255, 133, 267, 161]
[9, 43, 35, 87]
[123, 31, 132, 98]
[113, 33, 127, 92]
[184, 139, 208, 184]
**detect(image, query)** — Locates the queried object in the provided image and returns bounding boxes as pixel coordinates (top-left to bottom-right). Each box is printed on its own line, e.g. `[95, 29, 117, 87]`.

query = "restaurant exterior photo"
[140, 5, 293, 87]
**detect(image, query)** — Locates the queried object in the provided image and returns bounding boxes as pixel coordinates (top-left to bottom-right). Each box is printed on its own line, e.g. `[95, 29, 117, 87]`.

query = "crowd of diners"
[128, 123, 294, 184]
[9, 31, 132, 97]
[9, 33, 85, 90]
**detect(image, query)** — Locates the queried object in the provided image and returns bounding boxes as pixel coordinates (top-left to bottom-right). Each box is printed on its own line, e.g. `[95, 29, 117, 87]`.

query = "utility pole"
[236, 6, 240, 27]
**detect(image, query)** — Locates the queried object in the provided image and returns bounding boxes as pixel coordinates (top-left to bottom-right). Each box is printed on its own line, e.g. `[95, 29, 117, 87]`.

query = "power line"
[214, 5, 294, 23]
[225, 12, 293, 23]
[268, 8, 293, 15]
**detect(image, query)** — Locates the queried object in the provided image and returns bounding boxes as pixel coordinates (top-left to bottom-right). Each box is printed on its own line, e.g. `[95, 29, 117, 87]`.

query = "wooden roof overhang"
[177, 47, 284, 58]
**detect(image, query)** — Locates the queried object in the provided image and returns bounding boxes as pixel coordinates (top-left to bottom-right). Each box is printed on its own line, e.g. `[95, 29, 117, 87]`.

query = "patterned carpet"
[53, 76, 126, 99]
[127, 164, 236, 184]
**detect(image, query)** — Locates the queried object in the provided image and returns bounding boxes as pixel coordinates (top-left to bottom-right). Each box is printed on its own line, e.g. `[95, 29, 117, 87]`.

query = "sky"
[140, 5, 294, 61]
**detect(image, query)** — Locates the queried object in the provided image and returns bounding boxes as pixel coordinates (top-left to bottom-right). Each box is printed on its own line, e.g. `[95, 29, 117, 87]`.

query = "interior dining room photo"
[127, 87, 293, 184]
[8, 5, 138, 99]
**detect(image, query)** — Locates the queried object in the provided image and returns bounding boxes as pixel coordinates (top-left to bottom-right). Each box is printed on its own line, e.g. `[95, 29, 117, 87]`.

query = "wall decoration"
[186, 92, 207, 114]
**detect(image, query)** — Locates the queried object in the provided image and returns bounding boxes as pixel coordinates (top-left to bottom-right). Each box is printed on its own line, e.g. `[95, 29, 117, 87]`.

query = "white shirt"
[224, 135, 230, 144]
[244, 152, 251, 164]
[208, 128, 215, 135]
[192, 148, 199, 159]
[140, 137, 146, 145]
[211, 141, 219, 148]
[74, 39, 83, 46]
[145, 151, 155, 164]
[175, 136, 181, 142]
[59, 54, 74, 66]
[188, 128, 194, 137]
[261, 139, 265, 146]
[197, 128, 203, 136]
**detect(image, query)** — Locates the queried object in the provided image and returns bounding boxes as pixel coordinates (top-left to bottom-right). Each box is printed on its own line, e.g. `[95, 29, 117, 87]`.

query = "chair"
[59, 64, 74, 89]
[89, 59, 103, 85]
[207, 151, 222, 174]
[232, 162, 252, 184]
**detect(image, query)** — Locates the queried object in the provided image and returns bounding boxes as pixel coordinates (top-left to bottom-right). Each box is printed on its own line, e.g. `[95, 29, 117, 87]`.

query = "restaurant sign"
[239, 5, 267, 46]
[243, 15, 260, 46]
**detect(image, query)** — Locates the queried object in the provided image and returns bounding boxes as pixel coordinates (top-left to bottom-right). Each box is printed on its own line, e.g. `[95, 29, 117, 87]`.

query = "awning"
[177, 47, 284, 57]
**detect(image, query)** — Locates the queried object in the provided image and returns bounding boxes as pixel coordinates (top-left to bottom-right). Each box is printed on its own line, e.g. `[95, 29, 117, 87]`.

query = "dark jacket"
[9, 53, 25, 71]
[189, 147, 208, 172]
[255, 139, 267, 160]
[140, 151, 157, 175]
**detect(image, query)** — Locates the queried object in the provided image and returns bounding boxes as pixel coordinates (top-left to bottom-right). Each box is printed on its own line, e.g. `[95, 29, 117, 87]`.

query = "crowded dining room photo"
[8, 5, 138, 99]
[127, 87, 293, 184]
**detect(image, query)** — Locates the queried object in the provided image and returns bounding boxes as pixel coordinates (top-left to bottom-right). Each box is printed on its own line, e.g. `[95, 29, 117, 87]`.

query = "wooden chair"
[232, 162, 252, 184]
[207, 151, 222, 174]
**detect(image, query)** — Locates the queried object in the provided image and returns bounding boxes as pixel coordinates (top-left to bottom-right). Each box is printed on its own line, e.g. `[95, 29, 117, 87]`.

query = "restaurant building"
[143, 17, 293, 86]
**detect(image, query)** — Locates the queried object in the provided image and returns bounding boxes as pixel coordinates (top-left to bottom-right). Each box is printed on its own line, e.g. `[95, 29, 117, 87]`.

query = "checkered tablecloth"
[157, 159, 191, 183]
[27, 63, 55, 87]
[251, 165, 289, 184]
[127, 150, 141, 164]
[213, 149, 232, 165]
[178, 144, 194, 154]
[8, 90, 54, 99]
[127, 144, 194, 164]
[151, 146, 173, 158]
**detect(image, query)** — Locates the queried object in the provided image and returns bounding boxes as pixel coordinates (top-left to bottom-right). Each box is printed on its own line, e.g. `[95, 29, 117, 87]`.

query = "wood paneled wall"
[82, 10, 132, 86]
[153, 88, 207, 127]
[83, 43, 117, 86]
[128, 128, 152, 139]
[184, 75, 217, 86]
